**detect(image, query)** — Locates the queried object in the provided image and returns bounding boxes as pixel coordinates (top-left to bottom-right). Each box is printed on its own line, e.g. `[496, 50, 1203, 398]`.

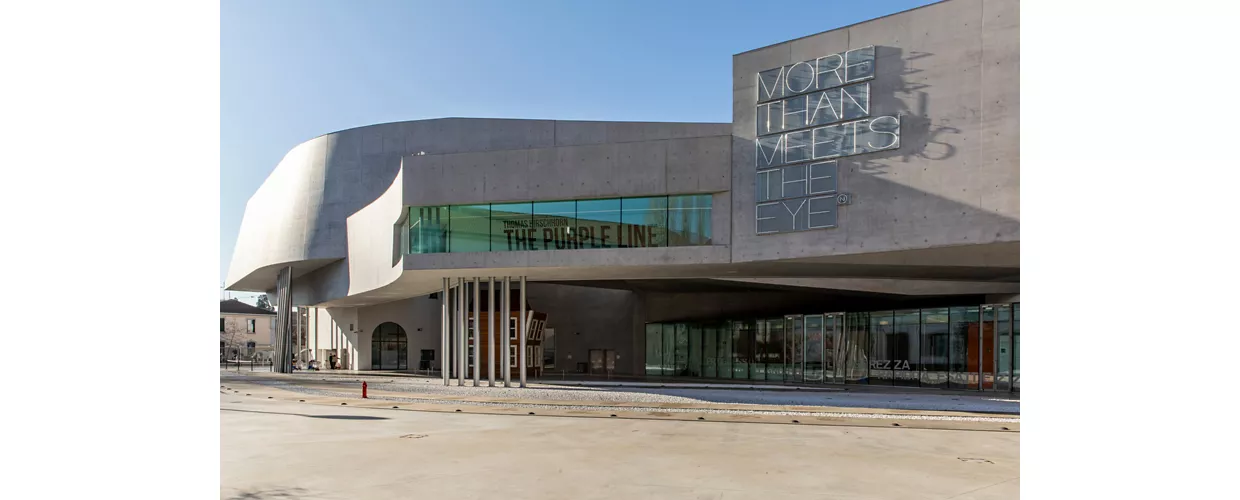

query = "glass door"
[803, 315, 825, 383]
[784, 315, 804, 382]
[824, 312, 846, 384]
[980, 304, 1014, 392]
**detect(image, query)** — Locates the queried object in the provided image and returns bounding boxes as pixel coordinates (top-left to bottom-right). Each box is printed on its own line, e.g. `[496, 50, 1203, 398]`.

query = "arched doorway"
[371, 322, 408, 370]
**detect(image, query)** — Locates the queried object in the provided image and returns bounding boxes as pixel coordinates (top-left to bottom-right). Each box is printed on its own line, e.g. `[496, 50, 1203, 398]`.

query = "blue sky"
[220, 0, 938, 301]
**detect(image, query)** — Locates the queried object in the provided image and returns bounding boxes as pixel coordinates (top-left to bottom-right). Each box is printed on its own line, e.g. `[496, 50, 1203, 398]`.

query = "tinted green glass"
[409, 206, 449, 254]
[620, 197, 668, 248]
[576, 198, 623, 249]
[490, 202, 533, 252]
[667, 194, 712, 246]
[448, 204, 491, 252]
[532, 200, 577, 250]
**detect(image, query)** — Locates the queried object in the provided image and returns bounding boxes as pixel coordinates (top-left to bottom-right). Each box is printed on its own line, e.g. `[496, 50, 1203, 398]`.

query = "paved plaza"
[221, 373, 1019, 499]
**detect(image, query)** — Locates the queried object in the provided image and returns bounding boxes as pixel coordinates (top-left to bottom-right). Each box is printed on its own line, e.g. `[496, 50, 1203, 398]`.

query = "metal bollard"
[362, 381, 368, 399]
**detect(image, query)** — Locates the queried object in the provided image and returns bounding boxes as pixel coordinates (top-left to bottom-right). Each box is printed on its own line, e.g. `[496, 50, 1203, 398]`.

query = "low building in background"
[220, 299, 276, 361]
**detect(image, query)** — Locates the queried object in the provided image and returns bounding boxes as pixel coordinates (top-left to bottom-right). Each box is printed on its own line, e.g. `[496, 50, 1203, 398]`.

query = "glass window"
[949, 306, 980, 390]
[661, 323, 676, 376]
[448, 204, 491, 252]
[868, 312, 894, 385]
[220, 318, 225, 332]
[716, 322, 733, 379]
[674, 323, 690, 376]
[731, 320, 752, 379]
[702, 324, 718, 378]
[490, 202, 533, 252]
[1013, 304, 1020, 391]
[893, 310, 921, 387]
[409, 206, 449, 254]
[645, 324, 662, 376]
[247, 319, 256, 333]
[804, 315, 824, 382]
[667, 194, 712, 246]
[687, 324, 702, 377]
[920, 308, 950, 389]
[532, 201, 577, 251]
[621, 197, 668, 248]
[843, 312, 869, 384]
[575, 198, 622, 249]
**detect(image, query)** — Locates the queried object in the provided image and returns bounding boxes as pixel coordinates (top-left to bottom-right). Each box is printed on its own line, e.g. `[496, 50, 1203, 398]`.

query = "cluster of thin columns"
[440, 276, 528, 388]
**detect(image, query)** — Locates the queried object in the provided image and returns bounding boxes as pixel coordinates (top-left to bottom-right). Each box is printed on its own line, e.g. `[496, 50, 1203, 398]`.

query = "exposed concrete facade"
[226, 0, 1018, 375]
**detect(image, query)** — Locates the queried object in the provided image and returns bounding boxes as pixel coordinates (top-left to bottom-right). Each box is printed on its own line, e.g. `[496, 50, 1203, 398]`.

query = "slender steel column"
[441, 277, 449, 385]
[472, 277, 480, 386]
[487, 277, 496, 386]
[502, 277, 511, 387]
[519, 275, 527, 388]
[459, 279, 468, 386]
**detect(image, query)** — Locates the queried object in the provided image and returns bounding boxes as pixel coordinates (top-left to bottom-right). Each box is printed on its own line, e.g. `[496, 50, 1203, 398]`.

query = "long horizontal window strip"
[408, 194, 712, 254]
[644, 303, 1019, 393]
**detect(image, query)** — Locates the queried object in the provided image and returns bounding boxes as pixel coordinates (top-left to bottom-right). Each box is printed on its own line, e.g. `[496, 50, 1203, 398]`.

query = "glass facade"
[643, 303, 1019, 392]
[409, 194, 712, 254]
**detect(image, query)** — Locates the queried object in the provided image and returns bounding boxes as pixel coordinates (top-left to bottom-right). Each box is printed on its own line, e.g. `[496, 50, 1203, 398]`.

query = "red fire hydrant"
[362, 381, 368, 399]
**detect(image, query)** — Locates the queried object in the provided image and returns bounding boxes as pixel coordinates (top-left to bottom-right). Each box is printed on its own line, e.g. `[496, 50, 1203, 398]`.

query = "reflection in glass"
[981, 307, 996, 390]
[678, 323, 694, 377]
[409, 206, 449, 254]
[949, 307, 980, 389]
[370, 322, 407, 370]
[844, 312, 870, 384]
[621, 197, 668, 248]
[824, 314, 841, 383]
[448, 205, 491, 252]
[893, 310, 921, 387]
[1013, 304, 1020, 391]
[662, 323, 676, 376]
[920, 308, 950, 389]
[868, 312, 894, 385]
[576, 198, 623, 249]
[490, 202, 532, 252]
[702, 324, 717, 378]
[532, 200, 577, 250]
[996, 306, 1012, 391]
[732, 320, 752, 379]
[717, 321, 734, 379]
[645, 324, 662, 376]
[667, 194, 712, 246]
[804, 315, 824, 382]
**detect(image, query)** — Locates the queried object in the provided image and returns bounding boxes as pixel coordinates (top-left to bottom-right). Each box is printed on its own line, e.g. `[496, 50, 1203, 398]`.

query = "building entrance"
[370, 322, 408, 370]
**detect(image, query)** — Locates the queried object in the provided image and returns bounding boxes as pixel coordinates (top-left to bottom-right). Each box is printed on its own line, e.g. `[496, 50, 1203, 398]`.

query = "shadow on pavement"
[221, 408, 389, 421]
[225, 487, 315, 499]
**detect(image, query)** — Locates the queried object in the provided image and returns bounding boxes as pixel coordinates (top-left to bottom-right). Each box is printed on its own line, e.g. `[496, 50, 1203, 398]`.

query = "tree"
[255, 294, 272, 311]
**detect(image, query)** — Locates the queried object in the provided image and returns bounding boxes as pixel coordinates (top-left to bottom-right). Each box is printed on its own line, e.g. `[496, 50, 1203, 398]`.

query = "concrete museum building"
[225, 0, 1019, 393]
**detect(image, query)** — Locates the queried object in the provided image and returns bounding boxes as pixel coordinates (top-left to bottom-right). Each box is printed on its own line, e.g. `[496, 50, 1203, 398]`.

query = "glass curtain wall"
[410, 195, 712, 254]
[892, 309, 921, 387]
[645, 324, 664, 376]
[804, 315, 824, 382]
[868, 312, 894, 385]
[949, 306, 980, 390]
[844, 312, 870, 384]
[667, 194, 713, 246]
[1013, 304, 1020, 391]
[642, 304, 1016, 393]
[920, 308, 950, 389]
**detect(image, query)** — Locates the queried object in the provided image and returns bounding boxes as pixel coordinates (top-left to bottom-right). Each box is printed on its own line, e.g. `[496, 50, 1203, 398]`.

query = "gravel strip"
[239, 379, 1018, 423]
[233, 374, 1019, 414]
